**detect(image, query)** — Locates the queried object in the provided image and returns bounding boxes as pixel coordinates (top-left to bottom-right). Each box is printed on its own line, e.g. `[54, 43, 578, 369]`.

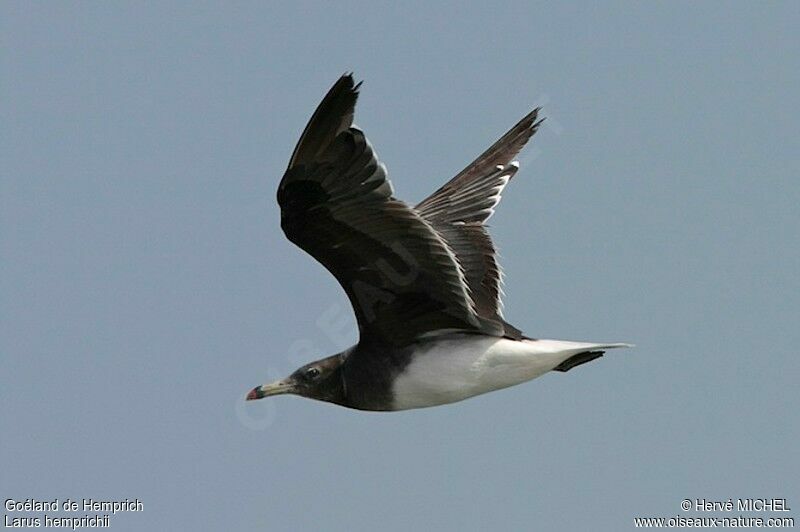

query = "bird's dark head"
[246, 354, 346, 405]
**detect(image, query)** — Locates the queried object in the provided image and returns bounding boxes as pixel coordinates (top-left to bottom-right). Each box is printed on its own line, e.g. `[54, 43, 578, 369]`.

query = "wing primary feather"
[414, 107, 545, 338]
[278, 75, 497, 347]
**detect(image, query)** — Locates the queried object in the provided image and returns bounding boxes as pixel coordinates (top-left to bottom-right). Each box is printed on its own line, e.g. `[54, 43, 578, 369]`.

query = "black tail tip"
[553, 351, 605, 372]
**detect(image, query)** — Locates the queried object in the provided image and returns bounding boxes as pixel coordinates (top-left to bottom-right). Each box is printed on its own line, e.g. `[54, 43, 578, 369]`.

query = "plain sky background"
[3, 2, 799, 530]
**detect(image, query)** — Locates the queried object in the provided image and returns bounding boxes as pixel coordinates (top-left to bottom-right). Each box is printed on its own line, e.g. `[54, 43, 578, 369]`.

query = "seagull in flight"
[247, 74, 630, 411]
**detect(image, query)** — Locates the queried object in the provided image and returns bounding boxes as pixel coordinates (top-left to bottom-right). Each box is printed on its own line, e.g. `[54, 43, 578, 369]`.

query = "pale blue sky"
[2, 2, 798, 530]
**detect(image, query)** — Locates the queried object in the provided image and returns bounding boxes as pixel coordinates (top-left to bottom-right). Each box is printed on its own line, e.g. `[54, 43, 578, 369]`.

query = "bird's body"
[246, 74, 631, 411]
[389, 336, 629, 411]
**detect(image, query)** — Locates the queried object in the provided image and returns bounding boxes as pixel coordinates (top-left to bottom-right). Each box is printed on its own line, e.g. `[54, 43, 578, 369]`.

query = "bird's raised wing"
[416, 109, 543, 338]
[278, 74, 500, 347]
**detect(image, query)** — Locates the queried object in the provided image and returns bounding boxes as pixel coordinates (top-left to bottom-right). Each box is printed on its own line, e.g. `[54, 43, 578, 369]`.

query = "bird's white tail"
[538, 340, 633, 373]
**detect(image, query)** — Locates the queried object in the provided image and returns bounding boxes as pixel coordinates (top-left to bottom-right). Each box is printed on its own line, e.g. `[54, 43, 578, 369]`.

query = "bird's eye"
[305, 367, 321, 380]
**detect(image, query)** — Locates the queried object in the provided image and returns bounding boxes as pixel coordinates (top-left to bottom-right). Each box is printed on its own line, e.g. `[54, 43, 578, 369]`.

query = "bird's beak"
[246, 379, 296, 401]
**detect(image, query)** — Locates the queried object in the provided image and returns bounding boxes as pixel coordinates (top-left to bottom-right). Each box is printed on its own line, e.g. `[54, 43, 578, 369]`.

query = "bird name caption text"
[3, 498, 143, 529]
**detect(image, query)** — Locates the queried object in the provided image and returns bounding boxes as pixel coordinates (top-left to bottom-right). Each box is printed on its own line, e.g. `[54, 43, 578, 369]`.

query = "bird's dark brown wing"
[278, 74, 497, 347]
[416, 110, 544, 338]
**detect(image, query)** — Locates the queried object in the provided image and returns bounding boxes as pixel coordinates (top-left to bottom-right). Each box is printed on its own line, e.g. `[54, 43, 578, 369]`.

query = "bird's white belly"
[391, 336, 598, 410]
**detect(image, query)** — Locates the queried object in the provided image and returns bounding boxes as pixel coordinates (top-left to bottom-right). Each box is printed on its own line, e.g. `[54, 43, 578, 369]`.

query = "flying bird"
[247, 74, 630, 411]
